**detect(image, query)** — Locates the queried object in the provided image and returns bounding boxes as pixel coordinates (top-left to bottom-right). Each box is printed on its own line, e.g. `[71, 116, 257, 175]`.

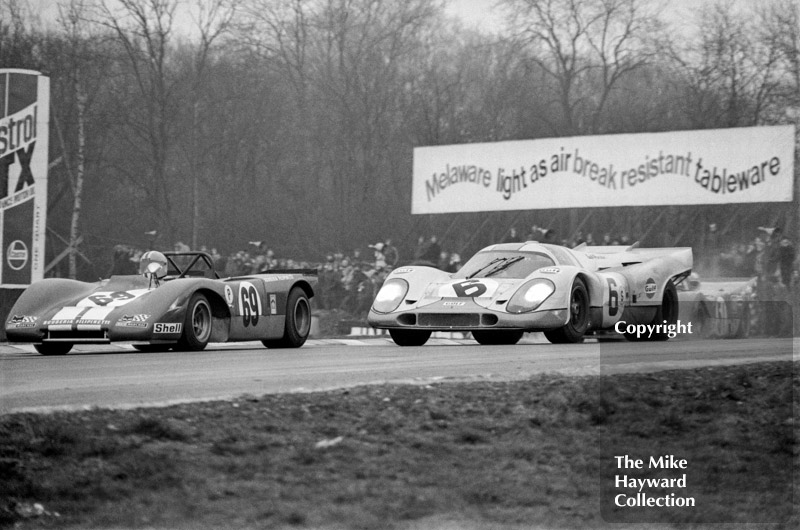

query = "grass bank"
[1, 361, 797, 529]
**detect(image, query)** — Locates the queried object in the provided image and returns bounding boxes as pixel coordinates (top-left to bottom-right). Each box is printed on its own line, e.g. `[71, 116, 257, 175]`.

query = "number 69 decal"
[239, 282, 262, 327]
[77, 289, 149, 308]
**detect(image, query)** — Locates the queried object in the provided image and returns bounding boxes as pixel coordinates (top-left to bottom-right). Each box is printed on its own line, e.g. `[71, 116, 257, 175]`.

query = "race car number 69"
[239, 282, 262, 327]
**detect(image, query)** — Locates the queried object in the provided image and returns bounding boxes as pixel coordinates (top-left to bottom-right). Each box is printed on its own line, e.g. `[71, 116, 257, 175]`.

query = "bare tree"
[90, 0, 180, 241]
[668, 1, 787, 128]
[57, 0, 90, 279]
[501, 0, 664, 135]
[761, 0, 800, 112]
[177, 0, 240, 249]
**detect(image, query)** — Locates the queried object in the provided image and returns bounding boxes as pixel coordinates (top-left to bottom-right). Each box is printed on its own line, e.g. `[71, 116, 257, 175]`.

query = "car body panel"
[369, 242, 692, 334]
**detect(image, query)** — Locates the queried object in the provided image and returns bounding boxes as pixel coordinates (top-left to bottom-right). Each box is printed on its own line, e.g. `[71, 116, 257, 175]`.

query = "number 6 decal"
[607, 278, 619, 317]
[452, 280, 488, 298]
[239, 282, 262, 327]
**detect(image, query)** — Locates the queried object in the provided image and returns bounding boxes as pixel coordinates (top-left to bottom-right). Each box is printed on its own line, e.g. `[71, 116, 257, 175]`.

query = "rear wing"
[695, 277, 756, 295]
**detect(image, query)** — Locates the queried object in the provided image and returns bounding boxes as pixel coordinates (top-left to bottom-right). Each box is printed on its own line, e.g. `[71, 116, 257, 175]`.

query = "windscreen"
[453, 251, 556, 280]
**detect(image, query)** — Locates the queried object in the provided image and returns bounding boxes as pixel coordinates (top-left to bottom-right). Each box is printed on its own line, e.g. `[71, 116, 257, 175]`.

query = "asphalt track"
[0, 336, 795, 414]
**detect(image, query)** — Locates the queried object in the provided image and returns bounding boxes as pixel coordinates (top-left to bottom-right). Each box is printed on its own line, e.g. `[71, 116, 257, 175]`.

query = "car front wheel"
[544, 277, 589, 344]
[177, 293, 212, 351]
[472, 330, 524, 345]
[389, 329, 431, 346]
[34, 342, 72, 355]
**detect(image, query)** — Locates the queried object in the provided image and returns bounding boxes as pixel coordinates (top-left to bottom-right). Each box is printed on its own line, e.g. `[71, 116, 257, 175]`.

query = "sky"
[445, 0, 753, 34]
[25, 0, 753, 37]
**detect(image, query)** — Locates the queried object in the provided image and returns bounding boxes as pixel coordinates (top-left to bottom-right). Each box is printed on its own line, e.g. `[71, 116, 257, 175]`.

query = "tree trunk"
[69, 73, 86, 279]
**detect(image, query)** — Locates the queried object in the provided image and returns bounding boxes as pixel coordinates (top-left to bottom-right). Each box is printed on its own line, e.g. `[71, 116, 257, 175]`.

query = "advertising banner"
[412, 126, 795, 214]
[0, 69, 49, 287]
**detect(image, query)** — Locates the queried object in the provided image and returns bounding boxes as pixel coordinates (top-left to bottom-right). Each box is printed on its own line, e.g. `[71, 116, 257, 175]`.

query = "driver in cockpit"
[139, 250, 168, 287]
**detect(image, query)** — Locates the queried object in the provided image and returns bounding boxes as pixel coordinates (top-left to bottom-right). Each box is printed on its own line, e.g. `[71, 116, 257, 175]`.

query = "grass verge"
[1, 361, 797, 529]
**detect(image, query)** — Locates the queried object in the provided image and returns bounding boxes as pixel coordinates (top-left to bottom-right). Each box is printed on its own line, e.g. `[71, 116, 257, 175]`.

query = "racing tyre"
[472, 330, 524, 345]
[262, 287, 311, 348]
[625, 280, 677, 342]
[544, 278, 589, 344]
[34, 343, 72, 355]
[177, 293, 212, 351]
[389, 329, 431, 347]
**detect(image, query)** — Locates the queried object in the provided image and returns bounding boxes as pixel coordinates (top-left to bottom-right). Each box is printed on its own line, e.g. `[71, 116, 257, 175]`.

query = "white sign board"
[0, 69, 49, 287]
[412, 125, 795, 214]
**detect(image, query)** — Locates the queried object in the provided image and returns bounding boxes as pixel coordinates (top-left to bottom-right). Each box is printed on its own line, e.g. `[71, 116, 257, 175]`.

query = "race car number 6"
[606, 278, 619, 317]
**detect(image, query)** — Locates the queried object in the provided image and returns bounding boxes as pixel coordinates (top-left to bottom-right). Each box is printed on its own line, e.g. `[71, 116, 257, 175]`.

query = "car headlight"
[507, 279, 555, 314]
[372, 278, 409, 313]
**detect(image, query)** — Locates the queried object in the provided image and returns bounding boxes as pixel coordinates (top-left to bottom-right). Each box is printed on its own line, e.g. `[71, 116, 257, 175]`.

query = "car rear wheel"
[177, 293, 212, 351]
[545, 278, 589, 344]
[262, 287, 311, 348]
[624, 280, 677, 342]
[472, 330, 524, 345]
[389, 329, 431, 346]
[34, 343, 72, 355]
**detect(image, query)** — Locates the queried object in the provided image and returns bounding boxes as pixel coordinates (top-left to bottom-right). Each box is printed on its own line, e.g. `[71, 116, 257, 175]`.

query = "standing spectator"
[210, 248, 225, 273]
[250, 242, 268, 273]
[174, 241, 191, 252]
[368, 242, 387, 269]
[341, 261, 369, 314]
[777, 235, 795, 288]
[758, 226, 780, 277]
[502, 227, 520, 243]
[525, 225, 538, 242]
[318, 259, 343, 310]
[448, 253, 462, 273]
[110, 245, 138, 275]
[413, 236, 428, 262]
[422, 235, 441, 263]
[437, 250, 450, 271]
[383, 239, 399, 266]
[742, 241, 758, 276]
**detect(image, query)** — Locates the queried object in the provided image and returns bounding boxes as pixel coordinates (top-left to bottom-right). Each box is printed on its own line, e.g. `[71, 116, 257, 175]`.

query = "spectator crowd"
[107, 223, 798, 334]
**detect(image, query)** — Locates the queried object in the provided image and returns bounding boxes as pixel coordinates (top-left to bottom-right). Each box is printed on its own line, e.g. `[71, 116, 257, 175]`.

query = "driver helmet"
[139, 250, 168, 279]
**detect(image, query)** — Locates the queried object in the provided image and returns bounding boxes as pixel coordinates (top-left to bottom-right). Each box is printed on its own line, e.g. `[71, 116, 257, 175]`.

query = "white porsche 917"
[368, 242, 692, 346]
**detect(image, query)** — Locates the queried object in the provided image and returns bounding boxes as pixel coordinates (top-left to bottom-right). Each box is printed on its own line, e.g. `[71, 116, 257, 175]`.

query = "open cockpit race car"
[368, 242, 692, 346]
[5, 251, 317, 355]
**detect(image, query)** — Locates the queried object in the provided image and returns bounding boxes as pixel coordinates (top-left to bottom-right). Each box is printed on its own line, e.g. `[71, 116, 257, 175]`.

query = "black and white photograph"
[0, 0, 797, 528]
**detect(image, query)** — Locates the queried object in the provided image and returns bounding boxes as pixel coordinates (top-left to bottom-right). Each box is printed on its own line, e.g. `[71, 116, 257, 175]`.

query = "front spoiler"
[368, 299, 568, 331]
[6, 322, 183, 345]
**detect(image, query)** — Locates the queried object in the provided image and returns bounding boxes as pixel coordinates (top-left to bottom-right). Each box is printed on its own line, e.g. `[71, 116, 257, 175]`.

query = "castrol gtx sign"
[0, 69, 49, 287]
